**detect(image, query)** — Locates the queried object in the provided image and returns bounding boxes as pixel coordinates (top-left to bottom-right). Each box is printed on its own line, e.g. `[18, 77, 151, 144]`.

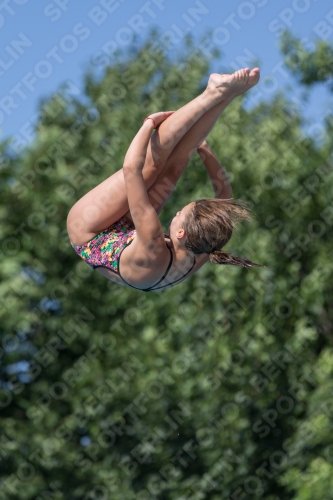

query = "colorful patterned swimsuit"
[70, 216, 196, 292]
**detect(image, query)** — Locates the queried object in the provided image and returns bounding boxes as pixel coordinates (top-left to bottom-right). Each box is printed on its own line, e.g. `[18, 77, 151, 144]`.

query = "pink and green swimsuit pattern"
[70, 216, 196, 292]
[70, 216, 136, 274]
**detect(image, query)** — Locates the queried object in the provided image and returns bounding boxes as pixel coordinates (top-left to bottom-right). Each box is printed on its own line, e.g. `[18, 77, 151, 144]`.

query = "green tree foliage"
[276, 34, 333, 500]
[1, 34, 333, 499]
[281, 32, 333, 88]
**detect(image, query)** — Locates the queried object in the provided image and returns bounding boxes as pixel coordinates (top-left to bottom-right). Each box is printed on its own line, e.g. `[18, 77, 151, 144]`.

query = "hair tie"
[144, 117, 157, 129]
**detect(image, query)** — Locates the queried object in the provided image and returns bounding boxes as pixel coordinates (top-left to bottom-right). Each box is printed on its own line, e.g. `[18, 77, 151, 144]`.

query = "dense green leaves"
[281, 32, 333, 88]
[1, 35, 333, 499]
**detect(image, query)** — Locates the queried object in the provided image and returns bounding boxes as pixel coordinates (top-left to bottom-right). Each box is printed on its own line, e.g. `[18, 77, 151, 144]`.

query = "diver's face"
[168, 202, 195, 236]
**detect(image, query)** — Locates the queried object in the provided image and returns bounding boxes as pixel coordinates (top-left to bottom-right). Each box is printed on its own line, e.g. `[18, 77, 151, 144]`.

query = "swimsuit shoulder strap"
[119, 237, 195, 292]
[150, 254, 196, 291]
[118, 239, 173, 292]
[144, 243, 173, 291]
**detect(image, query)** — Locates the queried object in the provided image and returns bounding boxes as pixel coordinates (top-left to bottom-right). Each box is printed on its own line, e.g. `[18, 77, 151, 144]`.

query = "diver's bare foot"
[207, 68, 250, 100]
[238, 67, 260, 95]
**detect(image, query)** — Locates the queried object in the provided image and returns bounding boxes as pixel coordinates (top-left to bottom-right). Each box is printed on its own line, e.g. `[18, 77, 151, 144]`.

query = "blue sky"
[1, 0, 332, 154]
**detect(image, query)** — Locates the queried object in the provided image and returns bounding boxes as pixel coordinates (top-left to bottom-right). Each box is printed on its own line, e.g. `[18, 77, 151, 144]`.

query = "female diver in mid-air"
[67, 68, 263, 292]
